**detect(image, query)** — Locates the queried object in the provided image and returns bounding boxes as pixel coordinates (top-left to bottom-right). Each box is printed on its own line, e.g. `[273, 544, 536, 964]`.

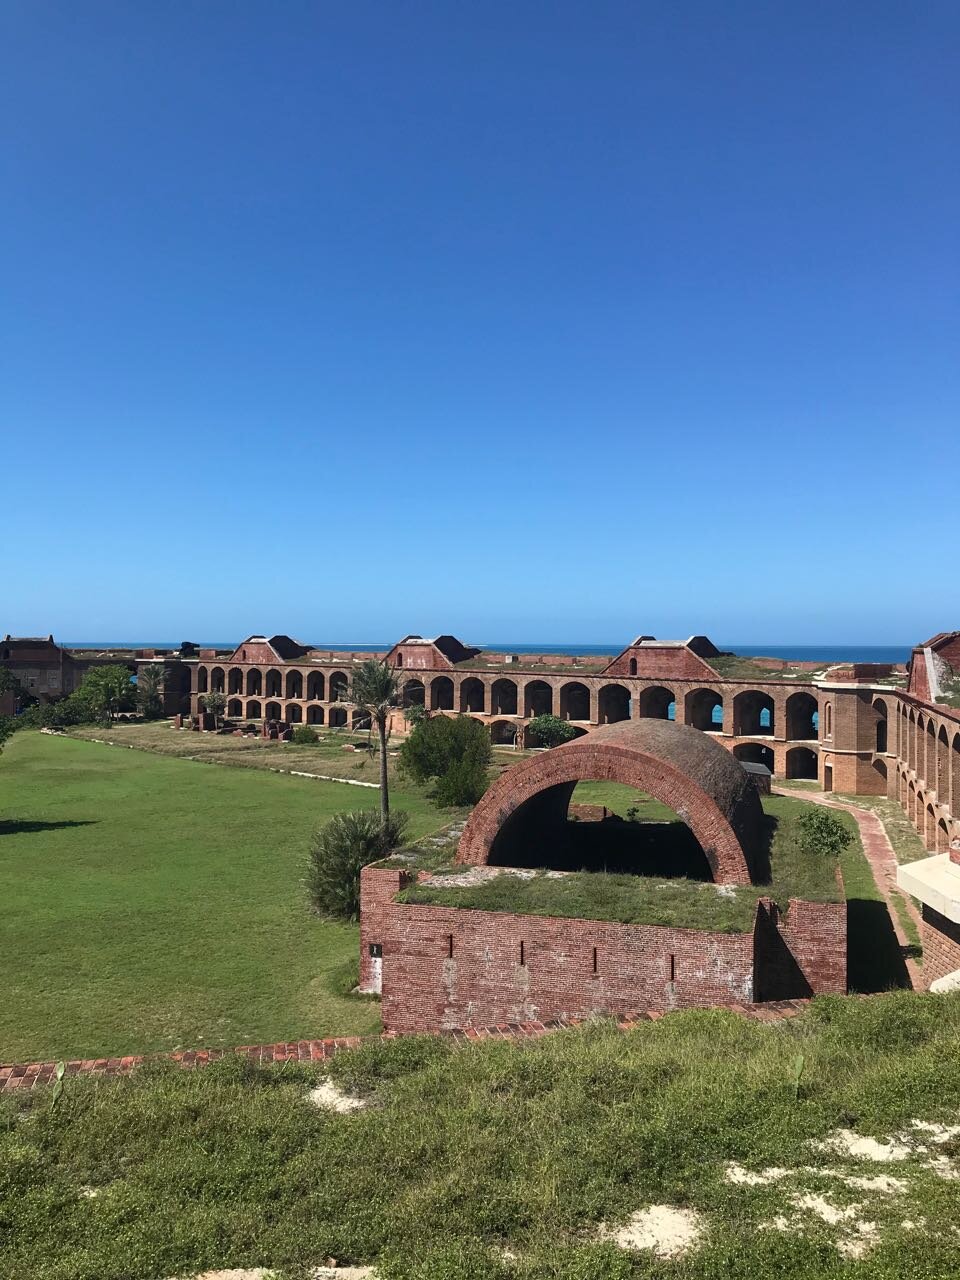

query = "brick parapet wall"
[378, 902, 757, 1033]
[920, 905, 960, 985]
[359, 866, 413, 990]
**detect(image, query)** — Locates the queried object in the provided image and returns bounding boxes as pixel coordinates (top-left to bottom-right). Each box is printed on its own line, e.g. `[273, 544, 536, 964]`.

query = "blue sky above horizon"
[3, 2, 957, 645]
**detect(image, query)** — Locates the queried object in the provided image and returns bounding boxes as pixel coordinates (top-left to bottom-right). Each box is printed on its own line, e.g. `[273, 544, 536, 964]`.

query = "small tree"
[0, 716, 16, 753]
[137, 664, 166, 719]
[306, 810, 408, 919]
[291, 725, 319, 744]
[399, 715, 492, 806]
[351, 659, 400, 825]
[73, 665, 136, 724]
[201, 690, 227, 727]
[527, 714, 579, 748]
[796, 808, 853, 858]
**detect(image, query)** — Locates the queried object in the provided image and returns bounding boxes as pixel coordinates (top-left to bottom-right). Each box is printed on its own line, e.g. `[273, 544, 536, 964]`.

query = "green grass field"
[3, 992, 960, 1279]
[0, 733, 447, 1062]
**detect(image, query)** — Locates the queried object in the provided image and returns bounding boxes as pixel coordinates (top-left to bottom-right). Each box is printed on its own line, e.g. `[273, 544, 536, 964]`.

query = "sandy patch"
[724, 1163, 790, 1186]
[600, 1205, 705, 1257]
[814, 1129, 912, 1162]
[307, 1081, 367, 1113]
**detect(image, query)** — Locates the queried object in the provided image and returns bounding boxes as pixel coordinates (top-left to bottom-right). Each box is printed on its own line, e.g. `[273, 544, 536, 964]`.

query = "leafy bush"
[399, 715, 492, 806]
[796, 808, 852, 858]
[306, 810, 408, 919]
[291, 725, 319, 744]
[0, 716, 16, 753]
[527, 714, 579, 748]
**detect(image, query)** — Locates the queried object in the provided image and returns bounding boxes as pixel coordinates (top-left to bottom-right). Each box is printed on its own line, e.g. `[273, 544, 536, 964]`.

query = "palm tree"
[351, 658, 400, 824]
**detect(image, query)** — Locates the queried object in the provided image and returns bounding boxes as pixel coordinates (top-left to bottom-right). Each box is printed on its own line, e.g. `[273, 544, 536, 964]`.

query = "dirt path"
[773, 786, 923, 988]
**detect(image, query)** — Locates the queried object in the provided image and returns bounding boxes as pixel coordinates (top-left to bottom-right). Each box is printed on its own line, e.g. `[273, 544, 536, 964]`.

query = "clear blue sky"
[3, 2, 957, 646]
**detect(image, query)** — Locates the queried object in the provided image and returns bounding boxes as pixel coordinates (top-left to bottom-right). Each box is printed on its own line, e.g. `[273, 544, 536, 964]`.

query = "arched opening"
[197, 666, 209, 694]
[329, 707, 348, 728]
[598, 683, 631, 724]
[490, 720, 517, 746]
[733, 691, 775, 737]
[307, 671, 325, 701]
[307, 705, 325, 725]
[953, 733, 960, 814]
[898, 770, 906, 808]
[734, 742, 775, 773]
[786, 692, 818, 741]
[246, 699, 262, 719]
[286, 670, 303, 700]
[227, 698, 243, 718]
[491, 679, 518, 716]
[431, 676, 454, 711]
[685, 688, 723, 733]
[524, 680, 553, 718]
[329, 671, 349, 703]
[786, 746, 818, 779]
[937, 819, 950, 853]
[210, 667, 225, 694]
[825, 702, 833, 739]
[265, 669, 282, 698]
[228, 667, 243, 695]
[353, 709, 372, 730]
[872, 758, 888, 787]
[637, 685, 674, 720]
[457, 722, 760, 885]
[559, 681, 591, 722]
[287, 703, 302, 723]
[925, 804, 937, 850]
[937, 725, 949, 802]
[265, 701, 282, 722]
[459, 677, 485, 714]
[402, 679, 425, 708]
[908, 709, 916, 769]
[629, 657, 638, 676]
[396, 652, 403, 668]
[872, 698, 888, 754]
[245, 669, 262, 697]
[908, 781, 917, 824]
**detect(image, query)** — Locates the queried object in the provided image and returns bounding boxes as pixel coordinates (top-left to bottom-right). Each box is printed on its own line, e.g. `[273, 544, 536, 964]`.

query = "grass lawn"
[0, 733, 447, 1063]
[3, 992, 960, 1279]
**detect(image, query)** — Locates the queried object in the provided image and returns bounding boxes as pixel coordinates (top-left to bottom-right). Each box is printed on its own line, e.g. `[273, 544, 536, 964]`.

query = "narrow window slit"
[592, 947, 598, 974]
[447, 933, 454, 958]
[669, 953, 676, 982]
[519, 940, 525, 966]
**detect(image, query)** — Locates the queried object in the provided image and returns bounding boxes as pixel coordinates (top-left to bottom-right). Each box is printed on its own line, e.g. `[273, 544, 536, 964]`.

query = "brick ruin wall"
[360, 867, 847, 1034]
[920, 905, 960, 985]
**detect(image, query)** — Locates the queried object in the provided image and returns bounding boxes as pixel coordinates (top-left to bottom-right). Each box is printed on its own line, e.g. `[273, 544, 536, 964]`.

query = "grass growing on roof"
[0, 732, 447, 1062]
[400, 795, 844, 934]
[3, 992, 960, 1278]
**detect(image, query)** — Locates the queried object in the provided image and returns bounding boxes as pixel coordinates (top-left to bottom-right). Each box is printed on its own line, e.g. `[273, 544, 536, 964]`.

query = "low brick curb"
[0, 1000, 810, 1093]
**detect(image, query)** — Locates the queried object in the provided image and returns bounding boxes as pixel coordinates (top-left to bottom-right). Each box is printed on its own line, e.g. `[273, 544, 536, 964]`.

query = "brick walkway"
[0, 1000, 811, 1093]
[773, 785, 923, 988]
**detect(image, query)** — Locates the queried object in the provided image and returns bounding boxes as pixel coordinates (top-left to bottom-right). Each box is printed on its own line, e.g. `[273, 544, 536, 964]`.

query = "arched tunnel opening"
[488, 780, 717, 879]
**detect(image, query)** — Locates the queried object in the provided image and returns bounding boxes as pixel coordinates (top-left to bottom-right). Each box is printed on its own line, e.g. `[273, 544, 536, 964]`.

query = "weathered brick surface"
[753, 891, 847, 1000]
[921, 905, 960, 985]
[379, 902, 757, 1033]
[603, 644, 719, 680]
[359, 866, 412, 991]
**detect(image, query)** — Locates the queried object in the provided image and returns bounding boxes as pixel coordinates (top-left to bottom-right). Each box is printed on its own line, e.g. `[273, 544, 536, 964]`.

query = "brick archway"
[457, 719, 761, 885]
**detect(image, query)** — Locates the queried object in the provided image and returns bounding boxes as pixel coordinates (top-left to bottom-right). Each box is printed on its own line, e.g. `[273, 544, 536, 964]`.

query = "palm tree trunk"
[378, 713, 389, 823]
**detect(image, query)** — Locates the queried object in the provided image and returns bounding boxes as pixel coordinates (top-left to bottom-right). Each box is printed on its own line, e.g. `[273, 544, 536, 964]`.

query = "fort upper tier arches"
[456, 719, 763, 885]
[177, 629, 960, 852]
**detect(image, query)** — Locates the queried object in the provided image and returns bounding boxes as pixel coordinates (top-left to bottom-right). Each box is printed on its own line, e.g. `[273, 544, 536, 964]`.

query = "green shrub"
[306, 810, 408, 919]
[796, 808, 852, 858]
[527, 713, 579, 748]
[399, 715, 491, 806]
[291, 725, 319, 744]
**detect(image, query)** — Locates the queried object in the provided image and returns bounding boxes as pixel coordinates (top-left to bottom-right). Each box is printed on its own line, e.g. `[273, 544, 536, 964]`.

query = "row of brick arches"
[896, 701, 960, 851]
[396, 677, 819, 738]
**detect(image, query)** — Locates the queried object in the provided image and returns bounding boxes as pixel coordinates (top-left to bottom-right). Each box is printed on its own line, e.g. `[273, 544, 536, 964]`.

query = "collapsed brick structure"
[360, 720, 847, 1032]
